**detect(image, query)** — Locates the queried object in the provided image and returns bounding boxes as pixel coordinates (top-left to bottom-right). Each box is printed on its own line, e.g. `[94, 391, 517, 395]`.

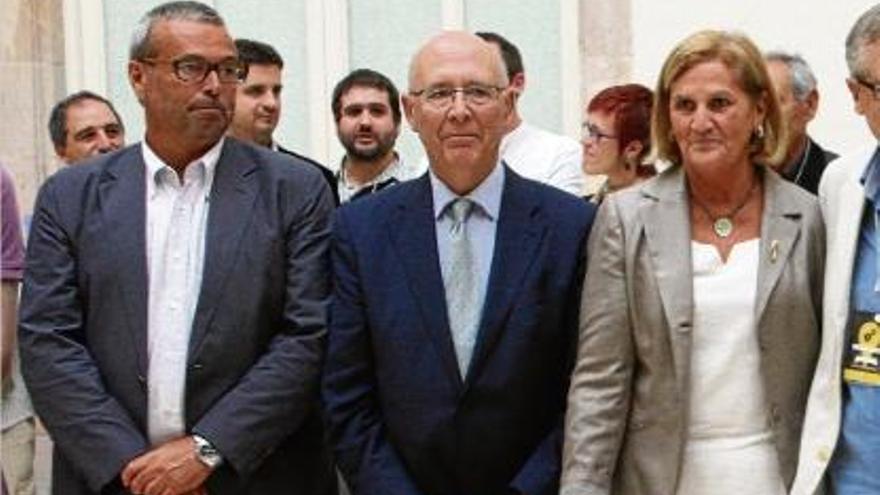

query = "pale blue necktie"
[444, 198, 481, 376]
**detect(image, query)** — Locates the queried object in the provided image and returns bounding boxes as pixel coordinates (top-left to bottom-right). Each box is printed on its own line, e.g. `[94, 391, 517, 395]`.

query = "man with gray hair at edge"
[18, 2, 336, 494]
[792, 4, 880, 494]
[764, 51, 837, 194]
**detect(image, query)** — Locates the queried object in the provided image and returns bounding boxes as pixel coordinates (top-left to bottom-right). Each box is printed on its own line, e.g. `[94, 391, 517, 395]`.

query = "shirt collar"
[338, 152, 405, 190]
[430, 160, 505, 221]
[860, 146, 880, 207]
[142, 137, 224, 192]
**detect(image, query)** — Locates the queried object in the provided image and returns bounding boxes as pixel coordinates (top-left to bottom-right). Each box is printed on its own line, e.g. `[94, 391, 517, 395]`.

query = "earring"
[754, 123, 765, 140]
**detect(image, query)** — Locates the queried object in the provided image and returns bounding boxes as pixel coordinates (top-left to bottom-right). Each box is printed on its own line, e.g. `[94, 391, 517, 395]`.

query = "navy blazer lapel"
[189, 140, 260, 358]
[100, 146, 149, 377]
[389, 177, 464, 390]
[466, 169, 544, 386]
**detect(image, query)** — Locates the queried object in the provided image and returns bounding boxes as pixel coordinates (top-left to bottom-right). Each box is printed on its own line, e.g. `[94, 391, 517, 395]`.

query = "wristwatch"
[193, 434, 223, 469]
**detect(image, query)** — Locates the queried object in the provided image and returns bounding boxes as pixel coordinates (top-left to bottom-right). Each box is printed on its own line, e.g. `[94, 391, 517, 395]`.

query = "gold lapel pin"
[770, 240, 779, 262]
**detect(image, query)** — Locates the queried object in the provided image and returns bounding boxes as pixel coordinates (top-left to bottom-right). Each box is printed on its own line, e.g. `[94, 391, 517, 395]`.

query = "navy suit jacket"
[323, 167, 595, 495]
[19, 139, 337, 494]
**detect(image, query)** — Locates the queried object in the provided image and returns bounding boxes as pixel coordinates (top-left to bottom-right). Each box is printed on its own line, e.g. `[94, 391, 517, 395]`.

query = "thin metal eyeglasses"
[410, 84, 505, 109]
[581, 122, 618, 142]
[853, 74, 880, 99]
[139, 56, 248, 84]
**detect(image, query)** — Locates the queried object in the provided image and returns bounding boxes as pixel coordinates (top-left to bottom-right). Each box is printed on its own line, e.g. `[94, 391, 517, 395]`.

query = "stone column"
[580, 0, 633, 101]
[0, 0, 65, 216]
[579, 0, 633, 193]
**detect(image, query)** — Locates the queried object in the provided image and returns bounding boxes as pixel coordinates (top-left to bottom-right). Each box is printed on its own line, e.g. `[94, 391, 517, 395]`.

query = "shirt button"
[818, 447, 831, 462]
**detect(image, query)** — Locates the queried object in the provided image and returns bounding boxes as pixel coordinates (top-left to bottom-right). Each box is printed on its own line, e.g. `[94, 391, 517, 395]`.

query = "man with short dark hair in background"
[48, 91, 125, 164]
[230, 38, 338, 203]
[765, 51, 837, 194]
[331, 68, 419, 203]
[20, 2, 336, 494]
[475, 31, 584, 196]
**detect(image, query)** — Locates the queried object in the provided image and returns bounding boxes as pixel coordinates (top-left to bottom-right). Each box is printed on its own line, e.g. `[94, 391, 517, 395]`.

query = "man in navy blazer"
[19, 3, 335, 494]
[322, 31, 595, 495]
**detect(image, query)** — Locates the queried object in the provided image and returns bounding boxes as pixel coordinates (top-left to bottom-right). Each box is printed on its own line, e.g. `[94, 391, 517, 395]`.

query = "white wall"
[84, 1, 880, 167]
[91, 0, 574, 169]
[630, 0, 879, 156]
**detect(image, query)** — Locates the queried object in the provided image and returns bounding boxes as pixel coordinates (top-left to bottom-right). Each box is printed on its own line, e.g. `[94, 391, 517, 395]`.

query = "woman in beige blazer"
[561, 30, 824, 495]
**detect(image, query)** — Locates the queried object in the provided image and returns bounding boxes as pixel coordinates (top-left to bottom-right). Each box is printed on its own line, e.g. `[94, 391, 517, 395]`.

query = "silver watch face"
[195, 438, 221, 467]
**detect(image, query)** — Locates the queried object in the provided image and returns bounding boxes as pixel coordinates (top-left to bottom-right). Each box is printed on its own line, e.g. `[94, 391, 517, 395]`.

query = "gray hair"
[129, 1, 225, 60]
[764, 51, 817, 102]
[846, 4, 880, 78]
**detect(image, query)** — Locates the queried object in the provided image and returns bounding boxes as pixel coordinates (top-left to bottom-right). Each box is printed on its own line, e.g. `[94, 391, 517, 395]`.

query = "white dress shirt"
[677, 240, 785, 495]
[143, 138, 222, 445]
[416, 121, 584, 196]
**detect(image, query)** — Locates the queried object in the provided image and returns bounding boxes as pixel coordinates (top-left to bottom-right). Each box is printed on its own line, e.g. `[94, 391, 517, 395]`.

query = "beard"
[339, 130, 396, 161]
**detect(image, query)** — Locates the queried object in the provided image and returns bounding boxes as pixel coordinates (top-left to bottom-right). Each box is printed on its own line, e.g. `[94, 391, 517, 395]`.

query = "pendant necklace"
[689, 179, 758, 238]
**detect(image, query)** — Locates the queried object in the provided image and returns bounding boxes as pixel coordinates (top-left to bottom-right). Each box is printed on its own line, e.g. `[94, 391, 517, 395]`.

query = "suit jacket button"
[191, 363, 204, 371]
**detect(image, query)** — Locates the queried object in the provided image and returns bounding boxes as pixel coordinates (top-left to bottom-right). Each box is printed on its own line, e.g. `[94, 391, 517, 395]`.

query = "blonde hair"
[651, 30, 786, 167]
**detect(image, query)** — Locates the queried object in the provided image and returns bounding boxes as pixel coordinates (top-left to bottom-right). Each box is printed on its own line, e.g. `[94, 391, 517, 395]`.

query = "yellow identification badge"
[844, 311, 880, 386]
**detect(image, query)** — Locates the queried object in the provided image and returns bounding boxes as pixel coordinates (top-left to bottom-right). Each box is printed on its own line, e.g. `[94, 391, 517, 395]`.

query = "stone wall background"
[1, 0, 65, 218]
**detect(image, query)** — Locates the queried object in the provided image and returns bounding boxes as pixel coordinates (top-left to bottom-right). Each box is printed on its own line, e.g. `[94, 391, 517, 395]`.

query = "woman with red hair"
[582, 84, 656, 203]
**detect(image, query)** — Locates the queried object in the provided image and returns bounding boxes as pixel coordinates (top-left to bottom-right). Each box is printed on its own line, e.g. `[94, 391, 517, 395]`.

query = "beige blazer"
[790, 146, 875, 495]
[561, 165, 824, 495]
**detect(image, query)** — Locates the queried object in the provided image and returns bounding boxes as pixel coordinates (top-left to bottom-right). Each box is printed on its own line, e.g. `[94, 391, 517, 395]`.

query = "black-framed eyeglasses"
[581, 122, 618, 142]
[410, 84, 505, 109]
[139, 56, 247, 84]
[853, 74, 880, 100]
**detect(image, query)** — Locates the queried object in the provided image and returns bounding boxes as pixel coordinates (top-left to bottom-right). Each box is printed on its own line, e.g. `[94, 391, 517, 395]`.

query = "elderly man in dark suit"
[19, 2, 335, 495]
[765, 51, 838, 194]
[322, 31, 595, 495]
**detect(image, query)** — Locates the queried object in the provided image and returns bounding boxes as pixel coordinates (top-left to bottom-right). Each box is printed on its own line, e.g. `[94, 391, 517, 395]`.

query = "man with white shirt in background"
[475, 31, 584, 196]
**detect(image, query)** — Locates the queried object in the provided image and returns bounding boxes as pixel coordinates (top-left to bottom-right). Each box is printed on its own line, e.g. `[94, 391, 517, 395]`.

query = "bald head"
[408, 31, 508, 91]
[402, 30, 513, 196]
